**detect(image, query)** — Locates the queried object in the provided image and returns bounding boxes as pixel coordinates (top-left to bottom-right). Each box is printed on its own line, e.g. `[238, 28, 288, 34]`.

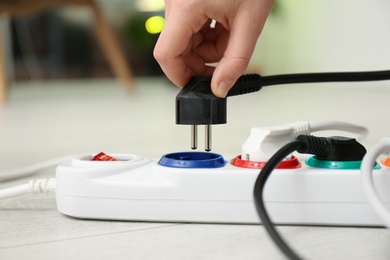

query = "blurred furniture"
[0, 0, 134, 103]
[0, 18, 6, 102]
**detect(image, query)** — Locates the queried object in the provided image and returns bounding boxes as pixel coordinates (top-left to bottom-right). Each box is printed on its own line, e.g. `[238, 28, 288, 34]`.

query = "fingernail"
[215, 80, 232, 98]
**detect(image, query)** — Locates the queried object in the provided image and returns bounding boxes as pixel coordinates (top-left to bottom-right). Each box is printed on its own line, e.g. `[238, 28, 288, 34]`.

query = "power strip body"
[56, 154, 390, 226]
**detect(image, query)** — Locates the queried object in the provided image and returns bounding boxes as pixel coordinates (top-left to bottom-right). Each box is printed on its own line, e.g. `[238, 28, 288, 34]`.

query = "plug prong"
[191, 125, 198, 150]
[205, 124, 212, 151]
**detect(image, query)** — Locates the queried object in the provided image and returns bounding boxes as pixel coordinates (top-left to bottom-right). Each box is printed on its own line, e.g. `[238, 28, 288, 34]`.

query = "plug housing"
[176, 77, 226, 125]
[241, 122, 311, 162]
[176, 74, 263, 150]
[176, 74, 263, 125]
[296, 135, 372, 169]
[297, 135, 366, 161]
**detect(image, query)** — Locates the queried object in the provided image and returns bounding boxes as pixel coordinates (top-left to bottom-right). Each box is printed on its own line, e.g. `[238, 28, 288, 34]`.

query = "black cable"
[253, 135, 366, 260]
[253, 140, 305, 260]
[227, 69, 390, 98]
[261, 70, 390, 87]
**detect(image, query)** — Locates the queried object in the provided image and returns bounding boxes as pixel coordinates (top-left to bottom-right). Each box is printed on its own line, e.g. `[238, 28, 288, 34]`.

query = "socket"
[56, 152, 390, 226]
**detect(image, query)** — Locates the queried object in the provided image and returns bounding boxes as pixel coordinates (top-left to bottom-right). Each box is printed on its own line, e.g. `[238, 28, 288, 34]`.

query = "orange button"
[381, 157, 390, 167]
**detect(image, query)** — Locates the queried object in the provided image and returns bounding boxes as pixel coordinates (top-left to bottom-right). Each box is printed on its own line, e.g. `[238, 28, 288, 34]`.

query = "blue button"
[158, 152, 226, 168]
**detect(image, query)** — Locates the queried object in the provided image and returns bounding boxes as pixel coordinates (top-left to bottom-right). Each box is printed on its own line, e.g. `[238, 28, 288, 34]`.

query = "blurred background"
[1, 0, 390, 86]
[2, 2, 390, 258]
[1, 0, 390, 169]
[0, 0, 165, 85]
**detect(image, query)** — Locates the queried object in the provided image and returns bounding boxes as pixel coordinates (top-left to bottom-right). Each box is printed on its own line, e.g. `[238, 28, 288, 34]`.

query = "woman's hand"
[154, 0, 274, 97]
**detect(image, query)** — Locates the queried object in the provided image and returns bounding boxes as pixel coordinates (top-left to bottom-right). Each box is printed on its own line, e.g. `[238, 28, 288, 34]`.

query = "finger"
[184, 50, 216, 76]
[211, 8, 272, 97]
[163, 0, 172, 19]
[154, 5, 208, 87]
[194, 26, 229, 63]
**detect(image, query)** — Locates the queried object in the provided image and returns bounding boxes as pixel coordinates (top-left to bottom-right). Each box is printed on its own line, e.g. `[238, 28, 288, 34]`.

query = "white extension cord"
[0, 155, 75, 182]
[0, 155, 77, 182]
[361, 137, 390, 228]
[0, 155, 74, 200]
[0, 178, 56, 200]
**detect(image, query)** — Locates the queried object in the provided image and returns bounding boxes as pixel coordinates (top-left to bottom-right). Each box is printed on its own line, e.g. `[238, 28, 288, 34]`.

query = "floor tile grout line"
[0, 223, 188, 249]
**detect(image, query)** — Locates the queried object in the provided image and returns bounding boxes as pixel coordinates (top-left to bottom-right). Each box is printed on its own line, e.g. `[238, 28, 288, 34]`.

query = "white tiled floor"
[1, 78, 390, 259]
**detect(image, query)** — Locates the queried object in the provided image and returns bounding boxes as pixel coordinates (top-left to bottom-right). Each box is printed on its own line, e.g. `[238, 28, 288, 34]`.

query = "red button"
[231, 155, 301, 169]
[93, 152, 117, 161]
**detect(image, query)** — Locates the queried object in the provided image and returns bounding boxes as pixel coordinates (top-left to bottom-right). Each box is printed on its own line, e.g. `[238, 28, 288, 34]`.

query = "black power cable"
[261, 70, 390, 86]
[253, 135, 367, 260]
[254, 140, 305, 260]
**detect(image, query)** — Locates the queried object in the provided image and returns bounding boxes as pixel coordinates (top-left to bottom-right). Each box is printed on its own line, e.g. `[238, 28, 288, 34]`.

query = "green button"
[305, 156, 380, 170]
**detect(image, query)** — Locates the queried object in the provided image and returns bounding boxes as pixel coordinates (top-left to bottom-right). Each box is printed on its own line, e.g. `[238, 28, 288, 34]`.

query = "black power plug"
[175, 69, 390, 151]
[176, 74, 263, 151]
[296, 135, 367, 161]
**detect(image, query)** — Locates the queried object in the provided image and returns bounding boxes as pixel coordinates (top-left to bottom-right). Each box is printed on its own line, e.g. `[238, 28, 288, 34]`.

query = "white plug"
[242, 121, 311, 162]
[241, 121, 368, 162]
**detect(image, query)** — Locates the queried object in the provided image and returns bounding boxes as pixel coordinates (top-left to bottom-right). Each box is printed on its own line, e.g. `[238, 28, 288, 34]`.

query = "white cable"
[361, 137, 390, 228]
[0, 178, 56, 200]
[241, 120, 368, 162]
[0, 184, 29, 200]
[310, 120, 368, 140]
[0, 155, 75, 182]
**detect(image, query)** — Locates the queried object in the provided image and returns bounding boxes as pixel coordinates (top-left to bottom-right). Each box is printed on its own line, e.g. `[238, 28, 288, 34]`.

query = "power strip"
[55, 153, 390, 226]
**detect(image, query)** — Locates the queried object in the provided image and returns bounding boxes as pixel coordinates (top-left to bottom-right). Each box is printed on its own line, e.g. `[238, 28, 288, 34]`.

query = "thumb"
[211, 5, 271, 97]
[211, 56, 251, 98]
